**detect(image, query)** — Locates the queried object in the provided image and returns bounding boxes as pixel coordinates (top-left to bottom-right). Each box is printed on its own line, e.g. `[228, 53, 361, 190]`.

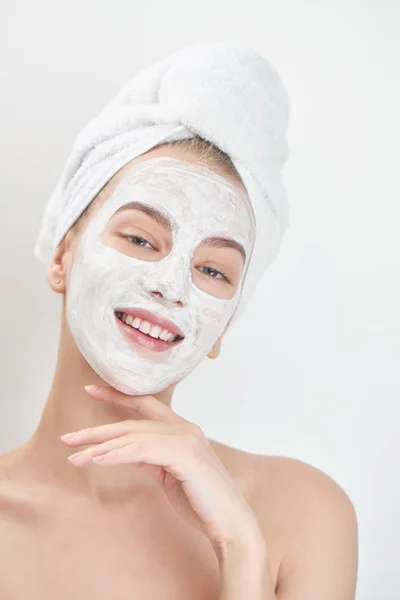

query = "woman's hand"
[60, 384, 267, 558]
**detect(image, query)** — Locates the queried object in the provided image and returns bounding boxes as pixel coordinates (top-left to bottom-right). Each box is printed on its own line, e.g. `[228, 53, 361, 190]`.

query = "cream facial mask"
[66, 157, 255, 395]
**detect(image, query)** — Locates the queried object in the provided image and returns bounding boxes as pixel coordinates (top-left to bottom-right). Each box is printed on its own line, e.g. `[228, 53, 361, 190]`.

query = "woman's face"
[60, 147, 255, 395]
[100, 170, 248, 301]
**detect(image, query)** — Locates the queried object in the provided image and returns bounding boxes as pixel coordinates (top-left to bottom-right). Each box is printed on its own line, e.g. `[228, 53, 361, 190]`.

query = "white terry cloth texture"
[34, 41, 291, 326]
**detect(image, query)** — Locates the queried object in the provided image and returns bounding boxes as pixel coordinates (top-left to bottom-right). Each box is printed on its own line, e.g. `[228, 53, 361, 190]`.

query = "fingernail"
[61, 432, 77, 441]
[85, 385, 100, 393]
[93, 455, 106, 463]
[68, 451, 83, 461]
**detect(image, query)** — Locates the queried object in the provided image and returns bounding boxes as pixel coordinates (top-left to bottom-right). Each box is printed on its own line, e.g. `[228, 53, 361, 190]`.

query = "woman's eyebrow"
[199, 237, 246, 263]
[114, 201, 246, 262]
[114, 201, 172, 231]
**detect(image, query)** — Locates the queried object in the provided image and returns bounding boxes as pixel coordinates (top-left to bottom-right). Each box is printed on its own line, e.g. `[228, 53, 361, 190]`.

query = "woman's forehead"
[83, 157, 255, 256]
[107, 158, 252, 221]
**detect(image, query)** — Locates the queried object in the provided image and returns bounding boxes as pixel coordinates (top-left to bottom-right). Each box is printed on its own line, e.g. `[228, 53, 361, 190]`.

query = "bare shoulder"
[207, 441, 357, 529]
[254, 453, 357, 507]
[209, 437, 356, 508]
[209, 442, 358, 598]
[253, 454, 359, 599]
[247, 452, 357, 533]
[255, 453, 358, 523]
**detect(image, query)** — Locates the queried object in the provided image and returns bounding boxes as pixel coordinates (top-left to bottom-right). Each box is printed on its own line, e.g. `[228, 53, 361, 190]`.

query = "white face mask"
[66, 157, 255, 395]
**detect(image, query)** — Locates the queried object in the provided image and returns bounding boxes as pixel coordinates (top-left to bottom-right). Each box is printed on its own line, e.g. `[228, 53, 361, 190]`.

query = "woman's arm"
[217, 537, 277, 599]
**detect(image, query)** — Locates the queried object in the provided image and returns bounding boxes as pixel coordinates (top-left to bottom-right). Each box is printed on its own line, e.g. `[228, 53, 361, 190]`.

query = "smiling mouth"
[115, 311, 184, 345]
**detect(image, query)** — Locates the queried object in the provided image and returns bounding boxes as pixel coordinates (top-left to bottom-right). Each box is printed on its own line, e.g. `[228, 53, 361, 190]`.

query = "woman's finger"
[89, 432, 197, 473]
[67, 432, 140, 464]
[84, 385, 185, 423]
[61, 419, 189, 446]
[67, 431, 194, 472]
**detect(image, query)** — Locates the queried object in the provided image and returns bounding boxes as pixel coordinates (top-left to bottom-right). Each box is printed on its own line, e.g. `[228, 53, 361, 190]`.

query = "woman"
[0, 45, 358, 599]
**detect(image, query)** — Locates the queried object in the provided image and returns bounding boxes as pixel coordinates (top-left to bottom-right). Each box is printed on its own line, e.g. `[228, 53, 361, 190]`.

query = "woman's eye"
[126, 235, 154, 250]
[122, 236, 232, 284]
[198, 266, 231, 284]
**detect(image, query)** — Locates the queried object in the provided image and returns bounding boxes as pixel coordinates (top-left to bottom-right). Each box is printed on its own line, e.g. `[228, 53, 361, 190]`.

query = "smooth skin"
[0, 145, 358, 599]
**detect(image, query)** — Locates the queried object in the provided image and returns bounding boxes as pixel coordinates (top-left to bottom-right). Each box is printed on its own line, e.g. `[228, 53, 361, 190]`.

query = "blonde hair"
[156, 136, 240, 181]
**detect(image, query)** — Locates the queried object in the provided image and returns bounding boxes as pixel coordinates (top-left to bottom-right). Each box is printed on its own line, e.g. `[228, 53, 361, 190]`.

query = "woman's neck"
[17, 324, 175, 506]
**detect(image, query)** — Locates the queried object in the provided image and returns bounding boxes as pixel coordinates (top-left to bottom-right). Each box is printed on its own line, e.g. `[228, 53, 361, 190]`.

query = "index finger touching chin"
[84, 384, 186, 423]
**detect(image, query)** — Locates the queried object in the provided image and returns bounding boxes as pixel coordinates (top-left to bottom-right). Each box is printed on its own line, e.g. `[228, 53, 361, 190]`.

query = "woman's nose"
[150, 291, 184, 308]
[144, 260, 190, 306]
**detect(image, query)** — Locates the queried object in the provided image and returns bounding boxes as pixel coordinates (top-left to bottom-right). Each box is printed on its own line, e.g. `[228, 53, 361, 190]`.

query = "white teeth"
[149, 325, 162, 338]
[138, 320, 151, 334]
[118, 313, 181, 343]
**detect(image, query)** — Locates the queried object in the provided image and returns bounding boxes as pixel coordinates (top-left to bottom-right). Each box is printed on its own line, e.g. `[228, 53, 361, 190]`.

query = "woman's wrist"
[217, 537, 275, 600]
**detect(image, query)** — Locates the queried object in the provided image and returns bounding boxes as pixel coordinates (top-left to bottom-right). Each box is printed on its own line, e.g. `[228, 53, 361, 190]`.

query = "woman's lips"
[114, 313, 183, 353]
[115, 306, 184, 338]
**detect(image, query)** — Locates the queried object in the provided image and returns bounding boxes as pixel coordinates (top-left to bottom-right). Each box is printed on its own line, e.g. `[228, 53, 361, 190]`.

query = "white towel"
[34, 41, 291, 326]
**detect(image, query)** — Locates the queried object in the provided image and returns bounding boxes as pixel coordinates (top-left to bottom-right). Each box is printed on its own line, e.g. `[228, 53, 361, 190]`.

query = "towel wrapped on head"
[34, 41, 291, 326]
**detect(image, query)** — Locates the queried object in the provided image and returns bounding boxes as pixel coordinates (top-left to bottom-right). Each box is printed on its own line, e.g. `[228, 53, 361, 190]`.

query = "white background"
[1, 2, 399, 599]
